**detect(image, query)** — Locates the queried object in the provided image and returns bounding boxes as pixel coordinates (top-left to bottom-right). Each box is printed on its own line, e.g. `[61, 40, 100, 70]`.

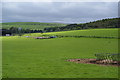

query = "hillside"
[80, 18, 119, 28]
[44, 18, 119, 32]
[23, 28, 119, 39]
[1, 18, 119, 36]
[1, 22, 66, 30]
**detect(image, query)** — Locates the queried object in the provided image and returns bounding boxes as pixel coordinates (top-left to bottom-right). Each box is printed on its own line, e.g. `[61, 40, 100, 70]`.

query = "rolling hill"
[43, 18, 119, 32]
[1, 22, 66, 30]
[23, 28, 119, 39]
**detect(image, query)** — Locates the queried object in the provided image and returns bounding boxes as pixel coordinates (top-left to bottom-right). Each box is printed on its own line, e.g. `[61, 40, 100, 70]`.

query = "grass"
[23, 28, 119, 38]
[1, 22, 66, 30]
[2, 36, 118, 78]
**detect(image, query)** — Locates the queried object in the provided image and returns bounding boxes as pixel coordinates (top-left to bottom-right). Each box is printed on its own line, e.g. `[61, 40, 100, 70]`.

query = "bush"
[95, 53, 120, 61]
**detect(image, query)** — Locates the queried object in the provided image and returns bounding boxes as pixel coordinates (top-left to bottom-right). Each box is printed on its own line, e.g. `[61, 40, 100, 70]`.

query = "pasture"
[1, 22, 66, 30]
[24, 28, 119, 38]
[2, 28, 119, 78]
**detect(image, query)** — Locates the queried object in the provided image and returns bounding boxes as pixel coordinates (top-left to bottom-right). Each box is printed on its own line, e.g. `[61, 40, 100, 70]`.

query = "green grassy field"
[1, 22, 66, 30]
[2, 28, 119, 78]
[24, 28, 119, 38]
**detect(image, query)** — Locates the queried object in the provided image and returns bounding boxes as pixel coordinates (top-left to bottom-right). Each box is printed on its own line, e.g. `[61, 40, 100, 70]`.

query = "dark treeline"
[44, 18, 119, 32]
[1, 27, 43, 36]
[1, 18, 119, 36]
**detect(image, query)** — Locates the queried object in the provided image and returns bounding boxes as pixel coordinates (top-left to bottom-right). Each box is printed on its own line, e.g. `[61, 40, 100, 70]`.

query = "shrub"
[95, 53, 120, 61]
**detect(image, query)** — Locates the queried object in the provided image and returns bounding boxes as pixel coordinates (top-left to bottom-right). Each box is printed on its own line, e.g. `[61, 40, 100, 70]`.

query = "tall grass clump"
[95, 53, 120, 61]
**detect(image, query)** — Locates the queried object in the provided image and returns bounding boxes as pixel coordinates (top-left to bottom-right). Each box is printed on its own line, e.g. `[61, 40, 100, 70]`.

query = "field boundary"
[43, 35, 120, 39]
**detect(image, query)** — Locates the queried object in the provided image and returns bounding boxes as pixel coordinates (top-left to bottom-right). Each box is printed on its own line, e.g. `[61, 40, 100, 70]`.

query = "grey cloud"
[2, 2, 118, 23]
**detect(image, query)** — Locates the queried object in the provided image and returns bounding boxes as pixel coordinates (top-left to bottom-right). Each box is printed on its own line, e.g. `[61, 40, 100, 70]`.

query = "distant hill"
[1, 22, 66, 30]
[79, 18, 119, 28]
[44, 18, 119, 32]
[1, 18, 119, 33]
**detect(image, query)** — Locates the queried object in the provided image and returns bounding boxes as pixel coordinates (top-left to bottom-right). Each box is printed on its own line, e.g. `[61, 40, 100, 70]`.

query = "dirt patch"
[67, 59, 120, 67]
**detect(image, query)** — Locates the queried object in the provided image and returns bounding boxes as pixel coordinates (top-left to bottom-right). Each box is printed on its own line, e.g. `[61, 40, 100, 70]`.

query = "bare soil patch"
[67, 59, 120, 67]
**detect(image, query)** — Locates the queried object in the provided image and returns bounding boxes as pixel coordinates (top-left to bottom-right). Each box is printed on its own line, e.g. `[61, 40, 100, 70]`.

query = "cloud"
[2, 0, 119, 2]
[2, 2, 118, 23]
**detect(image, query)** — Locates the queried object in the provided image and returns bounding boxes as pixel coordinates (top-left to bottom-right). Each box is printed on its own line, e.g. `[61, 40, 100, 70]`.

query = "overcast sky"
[2, 2, 118, 23]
